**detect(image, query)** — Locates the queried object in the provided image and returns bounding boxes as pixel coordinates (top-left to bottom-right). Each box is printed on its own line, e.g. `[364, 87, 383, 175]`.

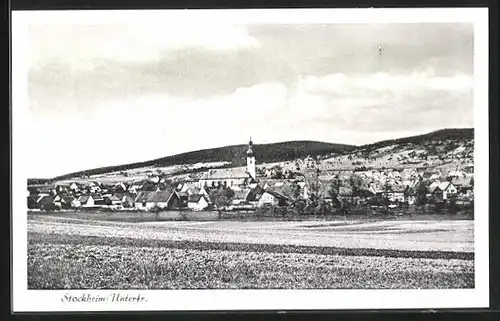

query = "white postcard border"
[12, 8, 490, 312]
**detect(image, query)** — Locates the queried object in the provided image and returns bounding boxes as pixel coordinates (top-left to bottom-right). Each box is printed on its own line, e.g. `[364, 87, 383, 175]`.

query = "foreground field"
[27, 214, 474, 289]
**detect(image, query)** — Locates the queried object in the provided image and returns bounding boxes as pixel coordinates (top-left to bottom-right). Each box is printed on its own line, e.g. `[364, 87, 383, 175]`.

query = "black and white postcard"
[11, 8, 489, 311]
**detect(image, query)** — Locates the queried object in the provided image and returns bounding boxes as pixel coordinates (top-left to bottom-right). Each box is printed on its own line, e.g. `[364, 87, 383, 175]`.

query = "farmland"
[27, 213, 474, 289]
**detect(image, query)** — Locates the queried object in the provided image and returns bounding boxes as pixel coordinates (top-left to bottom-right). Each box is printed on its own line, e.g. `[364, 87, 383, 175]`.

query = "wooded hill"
[50, 141, 356, 181]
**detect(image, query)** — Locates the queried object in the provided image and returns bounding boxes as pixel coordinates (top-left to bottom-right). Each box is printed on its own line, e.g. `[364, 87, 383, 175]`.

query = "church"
[198, 138, 257, 188]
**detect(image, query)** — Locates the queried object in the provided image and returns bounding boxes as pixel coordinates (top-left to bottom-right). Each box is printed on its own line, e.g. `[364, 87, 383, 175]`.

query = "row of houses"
[28, 183, 290, 212]
[28, 173, 474, 211]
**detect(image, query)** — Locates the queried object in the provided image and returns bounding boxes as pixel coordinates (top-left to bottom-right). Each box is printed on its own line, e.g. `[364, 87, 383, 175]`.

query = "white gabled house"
[187, 194, 209, 211]
[258, 190, 288, 207]
[431, 182, 458, 201]
[78, 195, 95, 207]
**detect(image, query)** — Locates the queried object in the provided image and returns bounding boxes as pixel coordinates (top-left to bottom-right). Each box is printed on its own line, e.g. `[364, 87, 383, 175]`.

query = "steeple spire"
[247, 136, 254, 156]
[246, 136, 256, 180]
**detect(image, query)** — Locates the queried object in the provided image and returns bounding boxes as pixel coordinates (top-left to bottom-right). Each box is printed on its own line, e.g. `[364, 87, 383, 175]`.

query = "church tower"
[246, 137, 256, 180]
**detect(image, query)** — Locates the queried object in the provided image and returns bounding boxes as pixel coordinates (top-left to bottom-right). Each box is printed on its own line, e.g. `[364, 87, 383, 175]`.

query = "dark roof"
[134, 191, 155, 203]
[338, 186, 353, 196]
[61, 195, 74, 203]
[264, 189, 289, 200]
[121, 193, 136, 202]
[38, 195, 55, 206]
[90, 193, 103, 200]
[149, 191, 174, 203]
[135, 191, 174, 203]
[247, 185, 265, 201]
[141, 182, 158, 191]
[188, 194, 205, 203]
[391, 185, 406, 193]
[107, 195, 121, 202]
[78, 195, 90, 204]
[201, 168, 250, 180]
[233, 189, 251, 200]
[176, 191, 188, 198]
[28, 186, 39, 194]
[451, 176, 473, 187]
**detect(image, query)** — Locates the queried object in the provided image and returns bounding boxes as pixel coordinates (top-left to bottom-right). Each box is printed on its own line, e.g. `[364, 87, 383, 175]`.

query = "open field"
[27, 214, 474, 289]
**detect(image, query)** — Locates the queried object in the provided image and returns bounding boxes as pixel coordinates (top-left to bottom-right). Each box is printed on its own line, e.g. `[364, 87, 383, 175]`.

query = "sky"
[25, 21, 474, 178]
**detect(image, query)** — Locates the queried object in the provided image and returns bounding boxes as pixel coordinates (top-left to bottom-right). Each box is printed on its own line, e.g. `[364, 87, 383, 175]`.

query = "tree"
[327, 176, 342, 209]
[349, 174, 364, 201]
[282, 182, 302, 201]
[339, 198, 353, 224]
[151, 205, 162, 221]
[416, 179, 429, 206]
[304, 168, 324, 212]
[210, 187, 234, 213]
[287, 198, 306, 217]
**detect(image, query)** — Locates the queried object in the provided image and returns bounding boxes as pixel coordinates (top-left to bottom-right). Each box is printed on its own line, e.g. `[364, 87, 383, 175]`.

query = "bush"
[447, 201, 460, 214]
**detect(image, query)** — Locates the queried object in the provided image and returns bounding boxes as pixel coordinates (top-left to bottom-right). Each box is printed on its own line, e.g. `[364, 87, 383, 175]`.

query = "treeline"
[49, 141, 356, 181]
[359, 128, 473, 152]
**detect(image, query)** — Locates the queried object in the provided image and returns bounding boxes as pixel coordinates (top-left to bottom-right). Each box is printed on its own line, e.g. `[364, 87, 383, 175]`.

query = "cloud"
[29, 23, 259, 67]
[297, 69, 473, 96]
[24, 23, 475, 177]
[25, 81, 290, 177]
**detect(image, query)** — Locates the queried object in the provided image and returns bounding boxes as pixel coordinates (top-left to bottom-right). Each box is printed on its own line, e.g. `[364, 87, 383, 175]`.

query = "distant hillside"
[358, 128, 474, 151]
[50, 141, 356, 181]
[27, 178, 51, 185]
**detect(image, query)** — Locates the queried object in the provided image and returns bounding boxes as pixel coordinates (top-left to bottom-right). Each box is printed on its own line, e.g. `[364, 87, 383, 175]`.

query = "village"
[27, 138, 474, 216]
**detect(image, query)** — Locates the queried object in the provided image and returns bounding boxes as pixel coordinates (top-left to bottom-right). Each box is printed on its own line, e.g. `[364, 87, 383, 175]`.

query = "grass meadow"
[27, 213, 474, 289]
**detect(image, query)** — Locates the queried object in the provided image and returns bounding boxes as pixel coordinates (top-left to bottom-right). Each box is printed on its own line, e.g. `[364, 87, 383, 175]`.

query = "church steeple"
[247, 136, 254, 156]
[246, 136, 256, 180]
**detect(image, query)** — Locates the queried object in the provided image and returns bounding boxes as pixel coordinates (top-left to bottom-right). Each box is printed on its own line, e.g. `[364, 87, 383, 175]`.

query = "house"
[54, 195, 74, 209]
[199, 185, 214, 203]
[78, 195, 95, 208]
[70, 182, 80, 192]
[91, 193, 106, 206]
[113, 182, 128, 193]
[448, 169, 464, 178]
[38, 195, 56, 211]
[128, 184, 143, 194]
[71, 198, 82, 208]
[173, 191, 189, 208]
[246, 185, 265, 206]
[120, 193, 136, 208]
[428, 181, 441, 194]
[87, 182, 102, 193]
[258, 190, 288, 207]
[146, 191, 174, 209]
[431, 182, 458, 201]
[387, 185, 406, 203]
[105, 195, 122, 206]
[231, 189, 252, 206]
[140, 182, 159, 192]
[463, 164, 474, 174]
[401, 168, 419, 179]
[452, 176, 474, 199]
[134, 190, 184, 210]
[134, 191, 154, 210]
[368, 183, 384, 196]
[187, 194, 209, 211]
[178, 182, 199, 194]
